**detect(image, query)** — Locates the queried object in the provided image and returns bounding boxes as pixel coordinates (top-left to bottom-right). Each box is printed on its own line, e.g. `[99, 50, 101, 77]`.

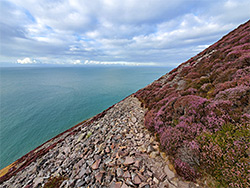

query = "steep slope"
[135, 20, 250, 187]
[1, 97, 201, 188]
[1, 20, 249, 188]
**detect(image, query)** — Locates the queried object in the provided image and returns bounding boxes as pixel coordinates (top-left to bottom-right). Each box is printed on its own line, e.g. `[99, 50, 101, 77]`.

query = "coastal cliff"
[1, 20, 249, 187]
[1, 97, 193, 188]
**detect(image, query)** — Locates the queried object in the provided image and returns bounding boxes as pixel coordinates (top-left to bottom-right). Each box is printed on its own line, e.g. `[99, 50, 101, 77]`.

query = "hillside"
[0, 20, 249, 188]
[135, 20, 250, 187]
[1, 96, 200, 188]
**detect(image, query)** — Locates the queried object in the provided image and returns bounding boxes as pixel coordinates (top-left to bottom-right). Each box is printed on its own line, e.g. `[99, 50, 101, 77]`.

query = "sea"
[0, 66, 171, 169]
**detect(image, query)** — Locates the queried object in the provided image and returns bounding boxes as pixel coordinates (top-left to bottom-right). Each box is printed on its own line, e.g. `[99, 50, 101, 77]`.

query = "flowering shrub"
[159, 126, 184, 155]
[174, 158, 199, 181]
[135, 20, 250, 187]
[185, 72, 201, 79]
[198, 123, 250, 187]
[180, 87, 198, 96]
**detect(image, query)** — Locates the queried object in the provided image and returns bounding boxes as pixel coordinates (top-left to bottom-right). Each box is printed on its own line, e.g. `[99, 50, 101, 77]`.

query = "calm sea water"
[0, 66, 171, 169]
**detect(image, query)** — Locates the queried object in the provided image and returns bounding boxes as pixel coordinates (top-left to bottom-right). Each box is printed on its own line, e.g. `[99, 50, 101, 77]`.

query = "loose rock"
[91, 159, 101, 170]
[123, 156, 135, 165]
[0, 97, 194, 188]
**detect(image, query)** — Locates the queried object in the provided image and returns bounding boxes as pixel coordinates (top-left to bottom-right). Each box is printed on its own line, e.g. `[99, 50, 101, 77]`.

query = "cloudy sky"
[0, 0, 250, 66]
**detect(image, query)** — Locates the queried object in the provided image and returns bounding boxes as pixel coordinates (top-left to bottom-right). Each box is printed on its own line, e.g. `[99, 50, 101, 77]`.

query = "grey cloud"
[1, 0, 250, 66]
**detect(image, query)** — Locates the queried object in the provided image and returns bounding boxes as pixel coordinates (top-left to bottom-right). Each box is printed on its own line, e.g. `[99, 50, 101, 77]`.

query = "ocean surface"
[0, 66, 171, 169]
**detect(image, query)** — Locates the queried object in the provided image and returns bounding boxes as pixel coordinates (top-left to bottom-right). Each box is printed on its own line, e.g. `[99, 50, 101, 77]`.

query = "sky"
[0, 0, 250, 67]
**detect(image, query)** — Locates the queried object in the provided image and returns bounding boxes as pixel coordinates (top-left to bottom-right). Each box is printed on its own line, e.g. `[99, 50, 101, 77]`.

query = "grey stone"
[153, 177, 159, 185]
[126, 179, 135, 187]
[110, 181, 123, 188]
[121, 182, 130, 188]
[123, 156, 135, 165]
[116, 168, 124, 177]
[95, 172, 103, 183]
[147, 145, 154, 153]
[91, 158, 101, 170]
[85, 166, 91, 174]
[75, 179, 85, 187]
[123, 171, 131, 178]
[86, 159, 94, 166]
[78, 167, 87, 178]
[149, 151, 159, 158]
[2, 97, 194, 187]
[132, 175, 141, 185]
[131, 117, 137, 123]
[164, 165, 175, 179]
[178, 181, 189, 188]
[77, 133, 86, 142]
[33, 177, 44, 188]
[63, 147, 70, 154]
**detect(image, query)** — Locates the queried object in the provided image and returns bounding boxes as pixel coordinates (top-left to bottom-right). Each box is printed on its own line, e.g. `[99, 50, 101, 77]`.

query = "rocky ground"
[1, 96, 202, 188]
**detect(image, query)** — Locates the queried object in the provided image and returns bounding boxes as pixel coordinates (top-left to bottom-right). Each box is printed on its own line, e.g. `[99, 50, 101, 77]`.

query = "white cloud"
[1, 0, 250, 66]
[17, 57, 37, 64]
[84, 60, 157, 66]
[71, 60, 82, 65]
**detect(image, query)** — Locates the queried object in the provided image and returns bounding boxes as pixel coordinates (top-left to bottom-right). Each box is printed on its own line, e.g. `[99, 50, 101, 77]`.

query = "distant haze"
[1, 0, 250, 66]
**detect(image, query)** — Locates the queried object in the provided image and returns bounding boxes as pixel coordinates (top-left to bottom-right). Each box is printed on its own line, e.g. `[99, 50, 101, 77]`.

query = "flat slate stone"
[123, 156, 135, 165]
[0, 96, 194, 188]
[164, 165, 175, 179]
[95, 172, 103, 183]
[91, 159, 101, 170]
[110, 181, 122, 188]
[132, 175, 141, 185]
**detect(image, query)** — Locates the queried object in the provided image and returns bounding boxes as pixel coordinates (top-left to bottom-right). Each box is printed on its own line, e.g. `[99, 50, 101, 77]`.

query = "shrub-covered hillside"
[135, 20, 250, 187]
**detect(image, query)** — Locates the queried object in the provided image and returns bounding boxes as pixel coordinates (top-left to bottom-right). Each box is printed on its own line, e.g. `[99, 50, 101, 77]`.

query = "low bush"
[198, 123, 250, 187]
[44, 176, 67, 188]
[135, 20, 250, 187]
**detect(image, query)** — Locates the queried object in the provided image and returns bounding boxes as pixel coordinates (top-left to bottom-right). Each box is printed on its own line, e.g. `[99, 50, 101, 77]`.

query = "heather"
[135, 20, 250, 187]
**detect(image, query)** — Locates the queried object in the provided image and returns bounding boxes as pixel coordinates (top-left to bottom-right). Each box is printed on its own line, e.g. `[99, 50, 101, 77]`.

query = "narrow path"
[1, 96, 201, 188]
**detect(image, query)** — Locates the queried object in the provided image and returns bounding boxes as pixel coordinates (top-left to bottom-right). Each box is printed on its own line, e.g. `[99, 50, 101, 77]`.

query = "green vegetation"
[135, 20, 250, 187]
[198, 123, 250, 187]
[44, 176, 67, 188]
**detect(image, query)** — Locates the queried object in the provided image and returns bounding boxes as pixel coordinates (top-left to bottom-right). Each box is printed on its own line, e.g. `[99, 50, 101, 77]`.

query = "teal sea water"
[0, 66, 171, 169]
